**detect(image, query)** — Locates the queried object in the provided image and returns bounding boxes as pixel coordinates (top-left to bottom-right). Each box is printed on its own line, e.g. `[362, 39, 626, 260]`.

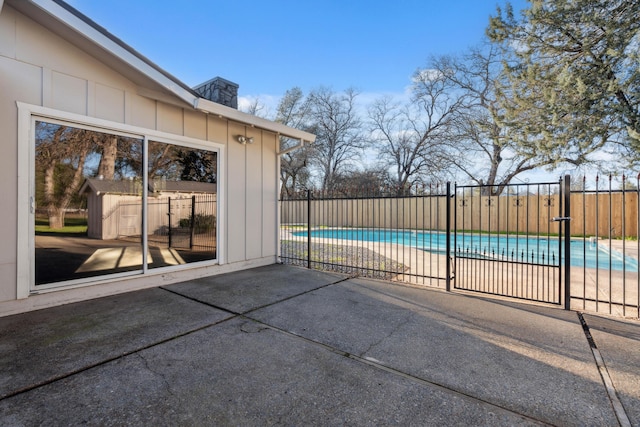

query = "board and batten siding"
[0, 3, 280, 308]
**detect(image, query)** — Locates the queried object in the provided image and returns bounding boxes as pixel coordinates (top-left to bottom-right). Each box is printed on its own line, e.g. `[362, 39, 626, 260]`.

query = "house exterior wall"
[0, 4, 279, 314]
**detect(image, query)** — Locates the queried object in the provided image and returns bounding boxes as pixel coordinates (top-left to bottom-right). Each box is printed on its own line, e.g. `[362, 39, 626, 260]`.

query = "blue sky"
[68, 0, 529, 107]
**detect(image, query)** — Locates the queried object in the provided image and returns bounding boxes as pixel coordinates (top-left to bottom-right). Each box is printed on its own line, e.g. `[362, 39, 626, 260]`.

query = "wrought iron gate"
[452, 178, 568, 305]
[280, 175, 640, 317]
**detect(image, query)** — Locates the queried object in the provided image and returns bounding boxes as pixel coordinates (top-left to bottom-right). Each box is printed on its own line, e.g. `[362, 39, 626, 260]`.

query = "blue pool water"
[293, 228, 638, 272]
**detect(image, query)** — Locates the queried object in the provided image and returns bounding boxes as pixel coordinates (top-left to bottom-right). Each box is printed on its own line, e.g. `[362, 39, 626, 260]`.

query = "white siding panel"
[262, 131, 277, 257]
[245, 129, 262, 260]
[127, 92, 156, 129]
[207, 115, 227, 144]
[95, 83, 125, 122]
[157, 103, 183, 135]
[0, 4, 16, 58]
[0, 263, 15, 302]
[51, 71, 87, 115]
[227, 122, 246, 263]
[184, 109, 206, 140]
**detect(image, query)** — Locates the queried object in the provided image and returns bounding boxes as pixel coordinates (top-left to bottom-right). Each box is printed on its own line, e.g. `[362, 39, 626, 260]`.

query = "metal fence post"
[564, 174, 571, 310]
[446, 182, 451, 292]
[189, 195, 196, 249]
[307, 189, 312, 270]
[168, 197, 172, 248]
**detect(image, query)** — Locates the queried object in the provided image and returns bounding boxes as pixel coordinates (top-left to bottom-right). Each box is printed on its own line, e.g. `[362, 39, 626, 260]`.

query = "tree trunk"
[98, 135, 117, 179]
[47, 206, 65, 229]
[46, 148, 89, 229]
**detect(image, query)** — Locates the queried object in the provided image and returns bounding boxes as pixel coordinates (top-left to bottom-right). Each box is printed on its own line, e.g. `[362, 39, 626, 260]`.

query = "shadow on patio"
[1, 264, 638, 425]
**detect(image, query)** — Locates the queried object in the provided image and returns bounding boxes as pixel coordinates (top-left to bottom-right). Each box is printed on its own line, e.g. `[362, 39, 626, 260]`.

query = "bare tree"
[430, 44, 588, 195]
[36, 124, 93, 228]
[330, 166, 393, 196]
[275, 87, 314, 197]
[369, 70, 461, 195]
[240, 97, 270, 118]
[307, 87, 366, 191]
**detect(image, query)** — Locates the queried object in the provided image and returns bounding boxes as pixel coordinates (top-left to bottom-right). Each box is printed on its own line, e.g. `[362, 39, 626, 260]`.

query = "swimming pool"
[293, 228, 639, 272]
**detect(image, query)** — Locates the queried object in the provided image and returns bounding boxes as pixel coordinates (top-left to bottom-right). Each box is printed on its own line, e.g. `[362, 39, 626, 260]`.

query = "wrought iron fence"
[279, 175, 640, 319]
[279, 185, 451, 287]
[453, 180, 563, 305]
[570, 174, 639, 317]
[148, 194, 217, 254]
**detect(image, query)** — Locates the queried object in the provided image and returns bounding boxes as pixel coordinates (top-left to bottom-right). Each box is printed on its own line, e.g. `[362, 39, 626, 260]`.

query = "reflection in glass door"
[146, 141, 217, 268]
[33, 121, 219, 287]
[34, 121, 144, 285]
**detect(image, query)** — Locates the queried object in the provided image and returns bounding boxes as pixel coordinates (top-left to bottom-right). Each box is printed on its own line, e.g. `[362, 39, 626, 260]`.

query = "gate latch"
[552, 216, 572, 222]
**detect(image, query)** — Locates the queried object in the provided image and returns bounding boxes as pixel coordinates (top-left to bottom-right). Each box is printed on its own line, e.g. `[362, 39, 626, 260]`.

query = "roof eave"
[19, 0, 199, 106]
[8, 0, 316, 143]
[194, 98, 316, 143]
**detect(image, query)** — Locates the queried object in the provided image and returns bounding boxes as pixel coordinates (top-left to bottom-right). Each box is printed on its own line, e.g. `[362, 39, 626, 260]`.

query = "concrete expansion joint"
[347, 351, 547, 425]
[250, 315, 546, 426]
[577, 312, 632, 427]
[159, 286, 242, 316]
[237, 276, 353, 317]
[0, 321, 222, 404]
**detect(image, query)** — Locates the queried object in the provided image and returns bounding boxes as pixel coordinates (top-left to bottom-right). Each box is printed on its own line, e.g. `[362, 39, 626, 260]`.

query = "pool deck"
[283, 228, 640, 319]
[1, 264, 639, 425]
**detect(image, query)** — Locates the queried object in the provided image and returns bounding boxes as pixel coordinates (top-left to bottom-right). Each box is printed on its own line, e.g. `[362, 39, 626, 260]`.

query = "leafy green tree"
[176, 149, 217, 183]
[487, 0, 640, 165]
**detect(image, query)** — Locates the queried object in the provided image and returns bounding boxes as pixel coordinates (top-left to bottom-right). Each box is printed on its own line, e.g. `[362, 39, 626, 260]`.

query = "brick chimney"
[193, 77, 239, 109]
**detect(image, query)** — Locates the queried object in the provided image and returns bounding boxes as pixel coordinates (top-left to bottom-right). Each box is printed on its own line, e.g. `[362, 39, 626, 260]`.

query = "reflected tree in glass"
[35, 121, 143, 285]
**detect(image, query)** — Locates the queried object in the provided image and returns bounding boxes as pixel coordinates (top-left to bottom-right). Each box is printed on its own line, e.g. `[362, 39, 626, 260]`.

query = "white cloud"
[237, 94, 279, 119]
[412, 68, 444, 83]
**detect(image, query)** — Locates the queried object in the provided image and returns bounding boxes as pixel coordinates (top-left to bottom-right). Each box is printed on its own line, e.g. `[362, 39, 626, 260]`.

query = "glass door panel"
[34, 121, 144, 285]
[146, 141, 217, 268]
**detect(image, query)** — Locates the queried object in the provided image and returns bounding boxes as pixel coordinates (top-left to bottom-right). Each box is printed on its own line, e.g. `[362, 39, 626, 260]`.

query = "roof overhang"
[194, 98, 315, 143]
[5, 0, 315, 143]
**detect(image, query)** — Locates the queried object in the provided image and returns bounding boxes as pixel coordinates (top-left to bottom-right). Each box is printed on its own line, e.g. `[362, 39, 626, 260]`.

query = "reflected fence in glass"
[34, 123, 218, 286]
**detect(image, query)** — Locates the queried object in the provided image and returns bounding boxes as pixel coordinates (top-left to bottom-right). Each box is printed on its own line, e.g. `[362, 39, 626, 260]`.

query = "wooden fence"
[280, 192, 639, 239]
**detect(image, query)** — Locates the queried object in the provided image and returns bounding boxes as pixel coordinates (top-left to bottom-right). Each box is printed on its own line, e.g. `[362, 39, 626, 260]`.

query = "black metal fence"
[279, 175, 640, 319]
[453, 180, 563, 305]
[569, 175, 639, 317]
[148, 194, 217, 254]
[279, 185, 451, 287]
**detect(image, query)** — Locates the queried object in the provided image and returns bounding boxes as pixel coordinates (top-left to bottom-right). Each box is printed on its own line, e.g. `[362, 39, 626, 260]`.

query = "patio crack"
[135, 352, 176, 398]
[360, 313, 413, 359]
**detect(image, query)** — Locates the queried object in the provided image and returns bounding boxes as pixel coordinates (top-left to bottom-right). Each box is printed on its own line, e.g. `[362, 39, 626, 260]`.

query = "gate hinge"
[552, 216, 572, 222]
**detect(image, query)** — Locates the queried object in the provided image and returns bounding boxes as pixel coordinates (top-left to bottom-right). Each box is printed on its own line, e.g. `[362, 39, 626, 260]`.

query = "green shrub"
[179, 214, 216, 233]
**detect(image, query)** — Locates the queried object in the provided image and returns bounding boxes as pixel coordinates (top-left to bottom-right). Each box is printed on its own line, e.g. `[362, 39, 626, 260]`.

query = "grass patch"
[35, 217, 88, 235]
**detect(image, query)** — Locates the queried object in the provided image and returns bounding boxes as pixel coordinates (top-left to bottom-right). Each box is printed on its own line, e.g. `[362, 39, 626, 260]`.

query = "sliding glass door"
[33, 119, 218, 288]
[146, 141, 217, 269]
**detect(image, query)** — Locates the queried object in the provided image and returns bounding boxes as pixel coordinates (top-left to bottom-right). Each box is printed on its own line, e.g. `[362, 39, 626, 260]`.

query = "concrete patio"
[0, 264, 638, 426]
